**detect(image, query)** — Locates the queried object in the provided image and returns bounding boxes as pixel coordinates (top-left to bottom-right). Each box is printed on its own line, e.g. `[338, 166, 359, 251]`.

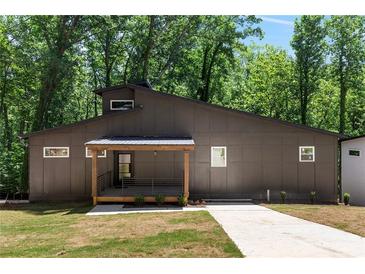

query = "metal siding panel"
[298, 163, 315, 192]
[193, 163, 210, 193]
[283, 163, 298, 191]
[227, 162, 243, 193]
[44, 159, 70, 195]
[71, 159, 85, 195]
[29, 146, 44, 195]
[210, 168, 227, 193]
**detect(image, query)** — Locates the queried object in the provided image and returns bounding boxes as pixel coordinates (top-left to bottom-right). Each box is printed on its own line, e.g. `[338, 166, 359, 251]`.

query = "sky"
[247, 15, 299, 56]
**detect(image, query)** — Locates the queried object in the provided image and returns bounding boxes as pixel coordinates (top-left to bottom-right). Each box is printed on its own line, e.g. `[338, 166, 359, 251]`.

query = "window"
[299, 146, 315, 162]
[211, 146, 227, 167]
[43, 147, 69, 158]
[110, 100, 134, 110]
[349, 149, 361, 157]
[85, 147, 107, 158]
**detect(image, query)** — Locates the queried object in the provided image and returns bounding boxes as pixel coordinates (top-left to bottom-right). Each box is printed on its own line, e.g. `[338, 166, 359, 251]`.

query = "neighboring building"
[22, 82, 341, 204]
[340, 135, 365, 206]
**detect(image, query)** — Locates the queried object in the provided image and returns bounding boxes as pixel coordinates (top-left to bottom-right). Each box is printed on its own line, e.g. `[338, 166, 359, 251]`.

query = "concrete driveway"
[207, 203, 365, 257]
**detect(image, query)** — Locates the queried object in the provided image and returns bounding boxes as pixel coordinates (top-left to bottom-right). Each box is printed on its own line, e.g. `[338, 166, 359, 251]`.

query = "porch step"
[203, 198, 253, 203]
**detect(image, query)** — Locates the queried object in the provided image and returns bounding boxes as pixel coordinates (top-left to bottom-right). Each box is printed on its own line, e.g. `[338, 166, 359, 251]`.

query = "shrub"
[155, 194, 165, 206]
[134, 195, 145, 207]
[309, 191, 316, 204]
[177, 195, 188, 207]
[280, 191, 287, 203]
[343, 193, 350, 205]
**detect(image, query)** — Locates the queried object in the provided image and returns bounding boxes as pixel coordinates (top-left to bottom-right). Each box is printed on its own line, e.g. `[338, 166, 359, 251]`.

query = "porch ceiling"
[85, 136, 195, 151]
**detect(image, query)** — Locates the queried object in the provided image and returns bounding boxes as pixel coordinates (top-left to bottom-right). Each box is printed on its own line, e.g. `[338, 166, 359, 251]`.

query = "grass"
[0, 203, 243, 258]
[263, 203, 365, 237]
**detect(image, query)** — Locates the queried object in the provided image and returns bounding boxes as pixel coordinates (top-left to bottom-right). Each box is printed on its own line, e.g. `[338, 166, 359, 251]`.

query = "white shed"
[341, 135, 365, 206]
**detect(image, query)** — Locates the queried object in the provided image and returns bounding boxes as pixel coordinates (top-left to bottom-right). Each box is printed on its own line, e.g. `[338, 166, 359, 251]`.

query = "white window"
[110, 100, 134, 110]
[348, 149, 361, 157]
[299, 146, 315, 162]
[85, 147, 107, 158]
[211, 146, 227, 167]
[43, 147, 69, 158]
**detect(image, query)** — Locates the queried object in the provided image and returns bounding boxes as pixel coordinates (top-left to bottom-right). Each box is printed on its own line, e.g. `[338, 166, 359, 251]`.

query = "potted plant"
[280, 191, 287, 204]
[177, 195, 188, 207]
[155, 194, 165, 206]
[309, 191, 316, 204]
[134, 195, 145, 207]
[343, 193, 350, 206]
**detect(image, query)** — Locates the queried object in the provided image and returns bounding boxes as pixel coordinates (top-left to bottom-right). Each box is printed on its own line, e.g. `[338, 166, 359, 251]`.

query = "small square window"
[211, 146, 227, 167]
[110, 100, 134, 110]
[299, 146, 315, 162]
[85, 147, 107, 158]
[349, 149, 360, 157]
[43, 147, 69, 158]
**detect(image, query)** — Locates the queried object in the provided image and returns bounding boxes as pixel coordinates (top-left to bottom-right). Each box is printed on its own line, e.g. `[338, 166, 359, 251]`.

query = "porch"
[85, 136, 195, 205]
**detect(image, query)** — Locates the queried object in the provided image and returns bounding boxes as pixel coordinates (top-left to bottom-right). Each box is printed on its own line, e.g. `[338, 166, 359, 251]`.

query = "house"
[22, 82, 341, 205]
[340, 135, 365, 206]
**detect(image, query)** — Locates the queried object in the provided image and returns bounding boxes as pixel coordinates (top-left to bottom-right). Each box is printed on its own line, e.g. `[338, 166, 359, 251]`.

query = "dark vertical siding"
[28, 86, 338, 201]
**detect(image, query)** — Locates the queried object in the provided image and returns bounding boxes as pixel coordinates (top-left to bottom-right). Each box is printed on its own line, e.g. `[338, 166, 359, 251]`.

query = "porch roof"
[85, 136, 195, 151]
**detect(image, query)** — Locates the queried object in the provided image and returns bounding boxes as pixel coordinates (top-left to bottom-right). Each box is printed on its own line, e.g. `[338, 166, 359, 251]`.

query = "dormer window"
[110, 100, 134, 111]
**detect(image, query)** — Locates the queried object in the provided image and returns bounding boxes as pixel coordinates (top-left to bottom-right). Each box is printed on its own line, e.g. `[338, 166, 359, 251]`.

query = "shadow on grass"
[0, 202, 92, 215]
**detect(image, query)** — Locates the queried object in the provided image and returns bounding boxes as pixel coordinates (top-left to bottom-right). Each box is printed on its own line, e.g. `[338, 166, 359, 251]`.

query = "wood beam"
[85, 144, 195, 151]
[91, 149, 97, 206]
[184, 151, 189, 199]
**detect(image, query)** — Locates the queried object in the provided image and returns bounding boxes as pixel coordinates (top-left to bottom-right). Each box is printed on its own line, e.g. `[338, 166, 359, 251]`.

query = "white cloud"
[260, 16, 294, 26]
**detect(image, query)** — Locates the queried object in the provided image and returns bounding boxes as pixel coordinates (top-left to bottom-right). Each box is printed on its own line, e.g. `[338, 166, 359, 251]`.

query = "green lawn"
[263, 203, 365, 237]
[0, 203, 242, 258]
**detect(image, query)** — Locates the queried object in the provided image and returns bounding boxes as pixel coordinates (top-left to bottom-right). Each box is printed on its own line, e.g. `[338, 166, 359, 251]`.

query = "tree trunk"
[339, 57, 347, 134]
[1, 66, 12, 150]
[141, 16, 156, 80]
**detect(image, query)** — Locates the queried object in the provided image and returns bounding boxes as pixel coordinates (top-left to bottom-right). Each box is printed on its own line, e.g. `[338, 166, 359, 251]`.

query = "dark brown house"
[23, 83, 341, 204]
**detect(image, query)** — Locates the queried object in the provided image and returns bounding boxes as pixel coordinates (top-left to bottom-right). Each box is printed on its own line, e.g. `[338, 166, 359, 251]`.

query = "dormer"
[94, 81, 152, 115]
[94, 85, 136, 115]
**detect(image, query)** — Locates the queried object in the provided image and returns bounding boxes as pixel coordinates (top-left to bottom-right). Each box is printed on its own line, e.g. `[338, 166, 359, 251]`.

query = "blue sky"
[246, 15, 299, 55]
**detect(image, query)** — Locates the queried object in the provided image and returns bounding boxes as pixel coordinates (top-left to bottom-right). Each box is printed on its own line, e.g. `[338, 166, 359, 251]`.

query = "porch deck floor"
[99, 185, 183, 197]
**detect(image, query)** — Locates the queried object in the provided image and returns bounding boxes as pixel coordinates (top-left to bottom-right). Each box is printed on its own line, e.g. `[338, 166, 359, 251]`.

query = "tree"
[291, 16, 326, 125]
[31, 16, 87, 131]
[243, 45, 297, 121]
[327, 16, 365, 134]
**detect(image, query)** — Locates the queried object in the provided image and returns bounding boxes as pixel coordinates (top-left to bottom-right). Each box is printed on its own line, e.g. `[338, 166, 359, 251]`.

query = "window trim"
[43, 147, 70, 158]
[211, 146, 227, 167]
[85, 147, 107, 158]
[348, 148, 361, 157]
[110, 99, 134, 110]
[299, 146, 315, 162]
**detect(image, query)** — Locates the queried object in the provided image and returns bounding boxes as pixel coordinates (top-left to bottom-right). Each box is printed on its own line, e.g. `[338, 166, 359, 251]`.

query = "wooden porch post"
[91, 149, 98, 206]
[183, 151, 189, 199]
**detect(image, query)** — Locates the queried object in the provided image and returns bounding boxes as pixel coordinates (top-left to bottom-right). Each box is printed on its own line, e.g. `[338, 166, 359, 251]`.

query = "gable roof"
[22, 83, 343, 139]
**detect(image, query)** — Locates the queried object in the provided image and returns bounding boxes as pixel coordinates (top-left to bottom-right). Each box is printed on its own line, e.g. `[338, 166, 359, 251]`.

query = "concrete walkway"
[207, 203, 365, 258]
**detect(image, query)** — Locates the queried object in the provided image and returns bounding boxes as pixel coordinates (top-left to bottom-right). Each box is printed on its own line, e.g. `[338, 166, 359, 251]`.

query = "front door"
[114, 152, 133, 186]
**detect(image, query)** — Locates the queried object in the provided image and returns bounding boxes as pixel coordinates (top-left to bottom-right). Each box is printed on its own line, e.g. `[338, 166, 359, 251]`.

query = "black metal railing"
[101, 177, 183, 196]
[97, 171, 112, 193]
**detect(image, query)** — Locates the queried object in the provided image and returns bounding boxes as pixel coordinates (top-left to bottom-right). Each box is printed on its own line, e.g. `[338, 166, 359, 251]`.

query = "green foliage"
[155, 194, 165, 206]
[134, 195, 145, 206]
[280, 191, 287, 204]
[178, 195, 188, 207]
[309, 191, 316, 204]
[343, 193, 350, 205]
